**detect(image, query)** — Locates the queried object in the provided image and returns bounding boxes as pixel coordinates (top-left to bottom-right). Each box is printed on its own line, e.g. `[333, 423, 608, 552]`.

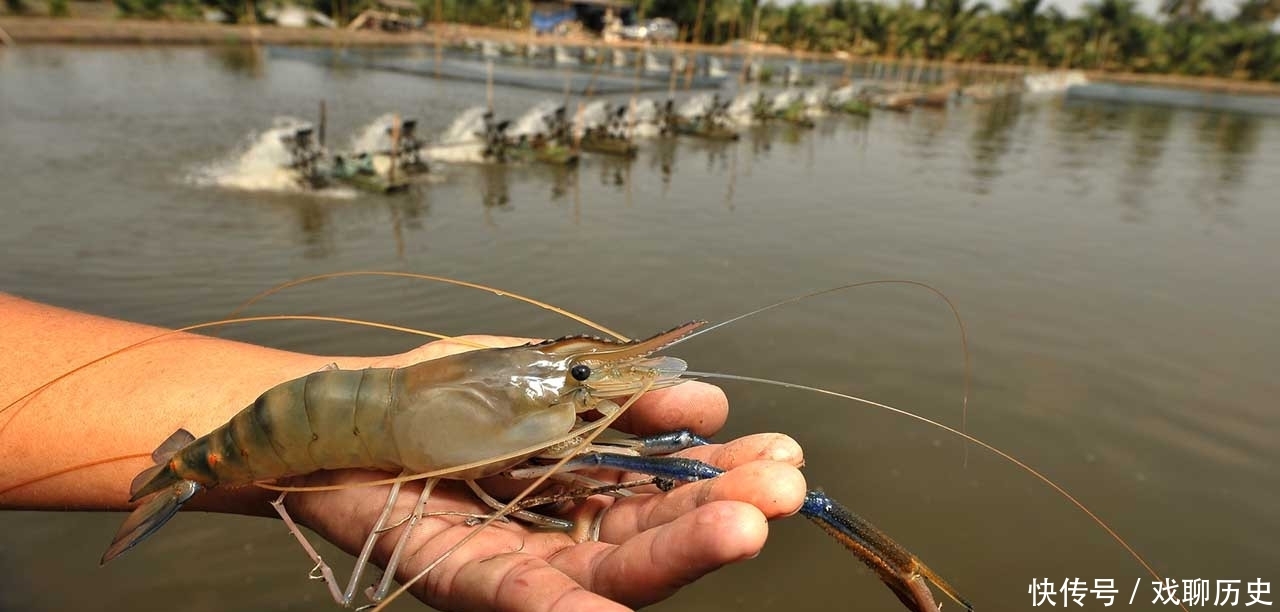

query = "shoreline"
[3, 16, 1278, 97]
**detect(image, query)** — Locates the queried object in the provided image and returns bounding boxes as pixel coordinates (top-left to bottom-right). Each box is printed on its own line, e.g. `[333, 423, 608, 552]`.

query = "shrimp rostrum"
[99, 320, 970, 612]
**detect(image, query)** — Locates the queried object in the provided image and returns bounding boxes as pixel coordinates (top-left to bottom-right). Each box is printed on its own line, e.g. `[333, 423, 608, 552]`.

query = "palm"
[281, 336, 807, 611]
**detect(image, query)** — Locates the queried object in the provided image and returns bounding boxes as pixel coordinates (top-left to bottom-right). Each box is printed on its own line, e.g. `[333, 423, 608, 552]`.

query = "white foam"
[1023, 70, 1089, 94]
[187, 117, 352, 197]
[439, 106, 488, 145]
[509, 100, 562, 138]
[678, 93, 713, 118]
[348, 112, 400, 155]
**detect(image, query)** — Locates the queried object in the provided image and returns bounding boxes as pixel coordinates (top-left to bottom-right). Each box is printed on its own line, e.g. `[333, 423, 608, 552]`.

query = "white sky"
[776, 0, 1244, 19]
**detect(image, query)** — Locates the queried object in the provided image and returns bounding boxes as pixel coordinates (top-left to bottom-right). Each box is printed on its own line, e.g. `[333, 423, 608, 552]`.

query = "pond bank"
[3, 16, 1278, 99]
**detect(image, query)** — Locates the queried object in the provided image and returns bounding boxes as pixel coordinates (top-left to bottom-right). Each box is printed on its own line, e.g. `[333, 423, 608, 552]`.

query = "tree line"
[644, 0, 1280, 81]
[6, 0, 1276, 81]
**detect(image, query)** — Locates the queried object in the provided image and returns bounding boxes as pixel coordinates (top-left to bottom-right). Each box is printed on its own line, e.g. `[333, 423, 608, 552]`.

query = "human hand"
[283, 335, 809, 611]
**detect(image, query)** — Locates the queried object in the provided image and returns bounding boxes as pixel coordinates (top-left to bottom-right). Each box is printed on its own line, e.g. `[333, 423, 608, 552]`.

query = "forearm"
[0, 293, 369, 513]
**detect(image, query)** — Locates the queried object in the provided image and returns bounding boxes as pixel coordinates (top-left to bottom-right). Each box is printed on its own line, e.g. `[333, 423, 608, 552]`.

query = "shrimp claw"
[802, 489, 973, 612]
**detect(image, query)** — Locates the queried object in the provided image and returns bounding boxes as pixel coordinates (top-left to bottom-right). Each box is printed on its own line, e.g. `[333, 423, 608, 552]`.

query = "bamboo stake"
[318, 100, 327, 148]
[584, 45, 606, 97]
[668, 54, 678, 98]
[684, 51, 697, 90]
[486, 60, 494, 112]
[573, 102, 584, 151]
[389, 114, 401, 185]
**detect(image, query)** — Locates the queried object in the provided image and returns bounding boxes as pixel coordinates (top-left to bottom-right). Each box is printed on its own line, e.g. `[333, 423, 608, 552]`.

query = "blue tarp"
[531, 9, 576, 34]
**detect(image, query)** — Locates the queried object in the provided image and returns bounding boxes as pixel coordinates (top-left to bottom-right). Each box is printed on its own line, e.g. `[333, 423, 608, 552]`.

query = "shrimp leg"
[368, 478, 439, 602]
[270, 476, 407, 606]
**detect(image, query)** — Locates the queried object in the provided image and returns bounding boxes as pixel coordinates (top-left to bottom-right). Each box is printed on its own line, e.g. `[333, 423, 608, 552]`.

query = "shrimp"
[0, 272, 1181, 612]
[94, 316, 966, 612]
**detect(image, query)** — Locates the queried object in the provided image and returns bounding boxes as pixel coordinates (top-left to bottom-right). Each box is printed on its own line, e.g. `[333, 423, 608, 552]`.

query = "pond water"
[1, 46, 1278, 612]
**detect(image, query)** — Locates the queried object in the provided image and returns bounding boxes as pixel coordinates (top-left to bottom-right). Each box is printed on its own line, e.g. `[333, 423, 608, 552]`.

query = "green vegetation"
[21, 0, 1273, 82]
[642, 0, 1280, 81]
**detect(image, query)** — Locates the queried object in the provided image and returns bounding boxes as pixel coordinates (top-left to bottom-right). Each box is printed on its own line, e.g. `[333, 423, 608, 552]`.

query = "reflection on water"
[1, 47, 1279, 612]
[209, 45, 266, 77]
[478, 163, 511, 210]
[968, 98, 1021, 191]
[1197, 112, 1260, 187]
[1121, 106, 1174, 221]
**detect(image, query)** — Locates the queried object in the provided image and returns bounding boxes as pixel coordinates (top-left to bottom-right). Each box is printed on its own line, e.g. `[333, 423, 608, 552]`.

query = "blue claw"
[802, 490, 973, 612]
[565, 453, 725, 482]
[630, 430, 712, 455]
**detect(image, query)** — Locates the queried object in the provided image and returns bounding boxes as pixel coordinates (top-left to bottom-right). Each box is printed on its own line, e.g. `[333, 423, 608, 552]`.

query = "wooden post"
[668, 55, 678, 97]
[584, 45, 606, 96]
[573, 102, 584, 150]
[389, 114, 401, 184]
[486, 60, 494, 111]
[318, 100, 327, 148]
[684, 51, 697, 90]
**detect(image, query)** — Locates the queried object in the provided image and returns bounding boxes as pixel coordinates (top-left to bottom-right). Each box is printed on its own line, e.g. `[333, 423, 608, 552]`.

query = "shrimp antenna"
[683, 370, 1186, 612]
[0, 453, 150, 497]
[667, 280, 971, 446]
[228, 271, 630, 342]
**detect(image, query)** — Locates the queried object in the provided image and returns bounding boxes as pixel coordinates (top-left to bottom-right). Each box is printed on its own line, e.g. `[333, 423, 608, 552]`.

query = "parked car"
[646, 17, 677, 42]
[619, 17, 679, 42]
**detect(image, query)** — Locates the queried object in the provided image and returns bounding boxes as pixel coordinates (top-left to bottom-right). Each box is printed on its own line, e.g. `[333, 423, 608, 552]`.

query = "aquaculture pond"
[1, 46, 1278, 612]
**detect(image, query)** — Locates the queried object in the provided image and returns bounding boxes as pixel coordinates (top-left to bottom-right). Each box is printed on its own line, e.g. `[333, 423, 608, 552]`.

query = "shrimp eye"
[570, 364, 592, 382]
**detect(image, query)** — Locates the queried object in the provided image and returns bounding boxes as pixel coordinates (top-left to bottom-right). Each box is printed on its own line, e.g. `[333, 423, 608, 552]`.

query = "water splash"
[644, 51, 666, 74]
[509, 100, 562, 138]
[803, 86, 830, 116]
[553, 45, 579, 66]
[678, 93, 714, 119]
[574, 99, 611, 136]
[727, 90, 759, 126]
[187, 117, 352, 197]
[439, 107, 488, 145]
[707, 56, 727, 79]
[771, 89, 801, 112]
[829, 84, 860, 105]
[1023, 70, 1089, 95]
[348, 113, 401, 155]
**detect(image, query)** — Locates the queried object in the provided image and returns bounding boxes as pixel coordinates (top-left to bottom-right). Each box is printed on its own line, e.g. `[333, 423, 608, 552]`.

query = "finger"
[441, 552, 631, 612]
[611, 381, 728, 437]
[596, 459, 807, 544]
[551, 500, 771, 608]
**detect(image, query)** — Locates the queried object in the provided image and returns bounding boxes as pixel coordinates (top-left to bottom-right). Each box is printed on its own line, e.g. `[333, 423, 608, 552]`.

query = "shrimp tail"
[101, 429, 201, 564]
[101, 478, 201, 565]
[128, 428, 194, 501]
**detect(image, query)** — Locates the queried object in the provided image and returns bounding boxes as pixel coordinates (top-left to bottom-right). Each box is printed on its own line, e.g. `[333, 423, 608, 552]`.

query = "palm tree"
[915, 0, 991, 60]
[1001, 0, 1049, 64]
[1082, 0, 1146, 70]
